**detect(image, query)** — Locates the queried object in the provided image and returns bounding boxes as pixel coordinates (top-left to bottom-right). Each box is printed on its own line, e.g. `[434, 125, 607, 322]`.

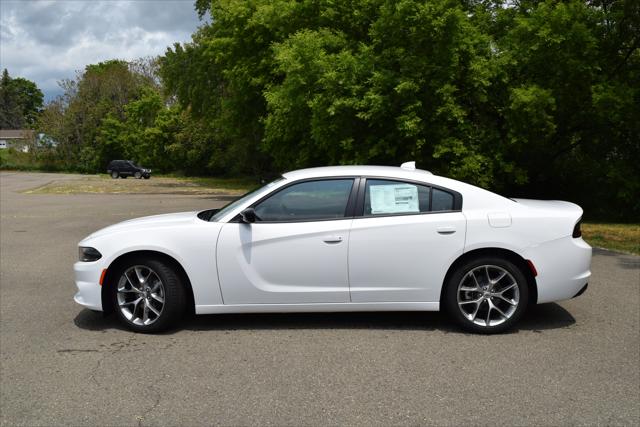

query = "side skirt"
[195, 301, 439, 315]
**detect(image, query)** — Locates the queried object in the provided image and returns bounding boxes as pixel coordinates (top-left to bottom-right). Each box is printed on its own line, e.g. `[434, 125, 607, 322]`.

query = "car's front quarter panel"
[74, 217, 224, 312]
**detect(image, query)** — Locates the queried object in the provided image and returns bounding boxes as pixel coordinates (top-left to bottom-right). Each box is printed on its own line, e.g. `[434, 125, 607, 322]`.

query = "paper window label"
[369, 184, 419, 214]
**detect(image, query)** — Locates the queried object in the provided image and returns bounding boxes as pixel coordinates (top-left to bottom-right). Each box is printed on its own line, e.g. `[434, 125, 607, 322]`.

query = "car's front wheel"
[111, 257, 186, 333]
[444, 257, 529, 334]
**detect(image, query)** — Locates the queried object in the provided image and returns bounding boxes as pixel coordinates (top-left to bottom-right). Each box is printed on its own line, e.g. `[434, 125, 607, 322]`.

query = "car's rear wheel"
[444, 257, 528, 334]
[111, 257, 186, 333]
[111, 171, 119, 179]
[134, 171, 142, 179]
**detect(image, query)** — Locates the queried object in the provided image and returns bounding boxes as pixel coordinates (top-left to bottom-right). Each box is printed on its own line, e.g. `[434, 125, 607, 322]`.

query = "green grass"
[22, 173, 254, 195]
[582, 223, 639, 255]
[0, 148, 67, 172]
[160, 174, 259, 192]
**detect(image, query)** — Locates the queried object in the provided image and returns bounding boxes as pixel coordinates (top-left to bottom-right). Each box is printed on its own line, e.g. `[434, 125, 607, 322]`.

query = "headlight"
[79, 246, 102, 262]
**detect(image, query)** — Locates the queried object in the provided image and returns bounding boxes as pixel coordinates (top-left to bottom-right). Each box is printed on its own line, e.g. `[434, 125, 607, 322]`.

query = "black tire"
[111, 171, 119, 179]
[134, 171, 142, 179]
[143, 175, 150, 179]
[443, 256, 529, 334]
[110, 256, 186, 333]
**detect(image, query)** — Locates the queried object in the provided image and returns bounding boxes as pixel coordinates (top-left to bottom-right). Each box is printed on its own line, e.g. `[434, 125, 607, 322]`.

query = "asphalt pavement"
[1, 171, 638, 426]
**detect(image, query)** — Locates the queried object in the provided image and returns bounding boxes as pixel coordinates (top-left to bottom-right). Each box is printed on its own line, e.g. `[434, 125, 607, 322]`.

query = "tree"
[161, 0, 639, 219]
[38, 60, 159, 170]
[11, 77, 44, 126]
[163, 0, 507, 183]
[0, 69, 43, 128]
[97, 87, 185, 173]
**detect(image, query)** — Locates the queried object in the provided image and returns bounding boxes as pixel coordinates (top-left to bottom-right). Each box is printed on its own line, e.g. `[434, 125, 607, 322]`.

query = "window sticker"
[370, 184, 419, 214]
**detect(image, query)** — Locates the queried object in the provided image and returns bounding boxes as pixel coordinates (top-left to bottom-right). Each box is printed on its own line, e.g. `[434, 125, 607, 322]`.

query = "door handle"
[437, 226, 456, 235]
[322, 235, 343, 244]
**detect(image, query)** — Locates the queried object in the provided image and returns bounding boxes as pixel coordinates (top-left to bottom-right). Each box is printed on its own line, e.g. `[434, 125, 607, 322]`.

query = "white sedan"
[74, 163, 592, 333]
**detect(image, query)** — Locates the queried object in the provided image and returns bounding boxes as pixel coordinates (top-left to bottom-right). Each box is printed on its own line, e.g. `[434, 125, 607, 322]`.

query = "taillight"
[572, 218, 582, 238]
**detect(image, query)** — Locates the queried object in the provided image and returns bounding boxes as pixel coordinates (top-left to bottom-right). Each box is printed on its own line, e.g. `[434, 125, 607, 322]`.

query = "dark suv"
[107, 160, 151, 179]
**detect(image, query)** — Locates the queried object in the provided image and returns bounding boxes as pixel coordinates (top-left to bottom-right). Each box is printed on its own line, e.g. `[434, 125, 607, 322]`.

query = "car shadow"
[74, 302, 575, 334]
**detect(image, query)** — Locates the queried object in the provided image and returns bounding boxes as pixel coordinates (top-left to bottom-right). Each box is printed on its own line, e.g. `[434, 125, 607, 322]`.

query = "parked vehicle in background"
[107, 160, 151, 179]
[75, 162, 591, 334]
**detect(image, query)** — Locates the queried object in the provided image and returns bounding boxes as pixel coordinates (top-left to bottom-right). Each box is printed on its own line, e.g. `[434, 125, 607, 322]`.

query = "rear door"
[217, 178, 358, 304]
[348, 178, 466, 302]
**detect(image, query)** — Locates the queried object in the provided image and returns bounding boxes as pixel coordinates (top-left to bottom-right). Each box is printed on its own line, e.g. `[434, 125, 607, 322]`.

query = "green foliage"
[97, 88, 186, 173]
[30, 0, 640, 220]
[162, 0, 638, 219]
[37, 59, 164, 171]
[0, 147, 67, 172]
[0, 69, 44, 128]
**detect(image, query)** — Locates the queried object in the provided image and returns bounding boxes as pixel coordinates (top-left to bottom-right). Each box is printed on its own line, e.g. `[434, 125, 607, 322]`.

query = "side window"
[432, 188, 454, 211]
[364, 179, 430, 215]
[254, 179, 354, 222]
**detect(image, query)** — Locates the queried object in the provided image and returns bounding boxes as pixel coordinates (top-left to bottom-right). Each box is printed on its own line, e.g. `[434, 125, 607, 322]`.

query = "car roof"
[281, 165, 503, 204]
[283, 165, 435, 182]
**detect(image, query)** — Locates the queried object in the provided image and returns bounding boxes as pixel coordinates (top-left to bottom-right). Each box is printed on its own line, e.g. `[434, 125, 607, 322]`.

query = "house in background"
[0, 130, 35, 152]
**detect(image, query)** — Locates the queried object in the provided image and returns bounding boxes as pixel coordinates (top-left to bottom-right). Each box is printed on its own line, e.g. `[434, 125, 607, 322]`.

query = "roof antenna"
[400, 161, 416, 171]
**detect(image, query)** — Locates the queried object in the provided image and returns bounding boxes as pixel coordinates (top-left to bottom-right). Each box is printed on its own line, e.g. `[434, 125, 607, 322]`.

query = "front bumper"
[73, 261, 104, 311]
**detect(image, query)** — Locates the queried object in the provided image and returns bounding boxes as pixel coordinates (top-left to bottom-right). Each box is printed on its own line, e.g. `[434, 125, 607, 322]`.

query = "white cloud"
[0, 0, 203, 100]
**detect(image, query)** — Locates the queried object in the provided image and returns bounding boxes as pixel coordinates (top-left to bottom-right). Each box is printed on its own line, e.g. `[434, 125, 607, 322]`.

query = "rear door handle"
[323, 235, 343, 244]
[437, 226, 456, 235]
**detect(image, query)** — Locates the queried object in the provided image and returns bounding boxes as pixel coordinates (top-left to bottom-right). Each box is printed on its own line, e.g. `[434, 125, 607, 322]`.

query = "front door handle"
[437, 226, 456, 235]
[323, 235, 343, 244]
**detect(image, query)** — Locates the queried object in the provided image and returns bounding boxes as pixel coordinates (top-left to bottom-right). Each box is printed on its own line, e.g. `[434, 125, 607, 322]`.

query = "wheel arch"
[101, 250, 196, 315]
[440, 247, 538, 306]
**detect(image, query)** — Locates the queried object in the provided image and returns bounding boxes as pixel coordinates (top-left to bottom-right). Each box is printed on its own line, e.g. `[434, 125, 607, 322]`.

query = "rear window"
[432, 188, 454, 211]
[364, 179, 430, 215]
[363, 179, 457, 216]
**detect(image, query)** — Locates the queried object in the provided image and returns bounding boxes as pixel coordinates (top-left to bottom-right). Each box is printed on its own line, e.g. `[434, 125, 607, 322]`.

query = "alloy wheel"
[116, 265, 165, 326]
[456, 265, 520, 327]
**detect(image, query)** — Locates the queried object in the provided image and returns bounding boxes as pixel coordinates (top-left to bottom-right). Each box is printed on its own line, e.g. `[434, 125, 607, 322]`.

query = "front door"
[217, 178, 356, 304]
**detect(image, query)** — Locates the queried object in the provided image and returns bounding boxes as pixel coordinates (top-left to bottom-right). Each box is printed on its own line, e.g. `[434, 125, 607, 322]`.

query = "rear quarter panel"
[461, 190, 590, 303]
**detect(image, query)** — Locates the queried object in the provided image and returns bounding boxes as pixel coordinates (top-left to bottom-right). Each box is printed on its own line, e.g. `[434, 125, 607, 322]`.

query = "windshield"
[209, 178, 284, 222]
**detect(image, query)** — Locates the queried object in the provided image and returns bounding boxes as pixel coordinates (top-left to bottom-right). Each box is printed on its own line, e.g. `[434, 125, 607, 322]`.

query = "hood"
[85, 211, 198, 240]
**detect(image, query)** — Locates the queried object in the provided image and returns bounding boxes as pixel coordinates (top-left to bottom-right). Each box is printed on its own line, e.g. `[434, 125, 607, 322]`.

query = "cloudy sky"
[0, 0, 204, 101]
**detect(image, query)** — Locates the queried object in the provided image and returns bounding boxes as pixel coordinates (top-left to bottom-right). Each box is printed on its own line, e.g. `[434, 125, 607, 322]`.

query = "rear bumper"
[524, 236, 592, 304]
[573, 283, 588, 298]
[73, 261, 103, 311]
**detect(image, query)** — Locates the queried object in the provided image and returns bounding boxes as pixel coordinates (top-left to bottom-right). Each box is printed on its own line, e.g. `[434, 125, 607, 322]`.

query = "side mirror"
[240, 208, 258, 223]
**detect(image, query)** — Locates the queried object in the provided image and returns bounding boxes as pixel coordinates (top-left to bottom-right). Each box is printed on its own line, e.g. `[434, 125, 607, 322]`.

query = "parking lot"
[1, 171, 639, 426]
